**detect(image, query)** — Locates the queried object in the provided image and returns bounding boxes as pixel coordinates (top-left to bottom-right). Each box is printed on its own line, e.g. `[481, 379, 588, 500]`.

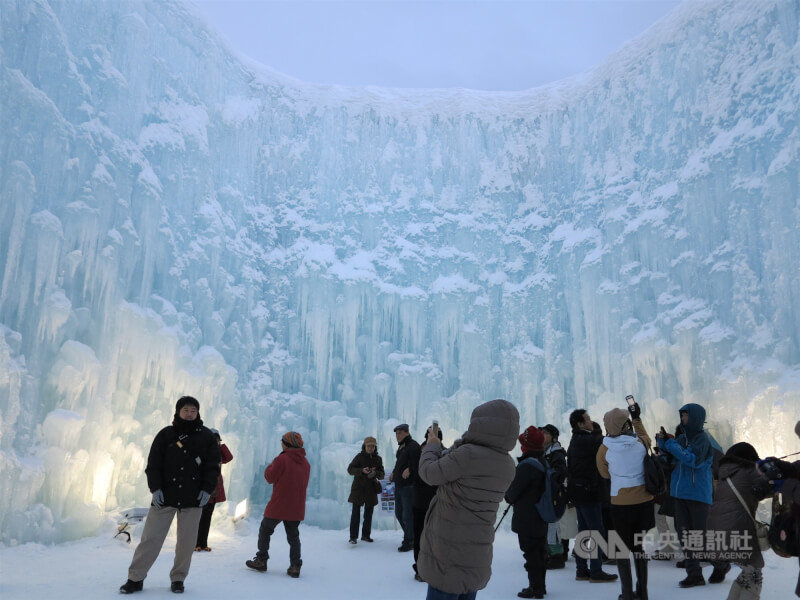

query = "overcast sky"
[192, 0, 681, 91]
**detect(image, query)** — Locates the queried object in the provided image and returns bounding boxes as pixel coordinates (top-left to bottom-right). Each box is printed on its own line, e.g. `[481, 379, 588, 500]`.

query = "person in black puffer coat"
[506, 426, 549, 599]
[412, 425, 443, 581]
[390, 424, 421, 552]
[347, 436, 385, 543]
[119, 396, 221, 595]
[566, 409, 617, 583]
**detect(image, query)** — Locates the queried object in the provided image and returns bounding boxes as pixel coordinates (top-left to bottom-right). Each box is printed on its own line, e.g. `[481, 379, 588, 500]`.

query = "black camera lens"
[760, 461, 783, 481]
[751, 478, 773, 499]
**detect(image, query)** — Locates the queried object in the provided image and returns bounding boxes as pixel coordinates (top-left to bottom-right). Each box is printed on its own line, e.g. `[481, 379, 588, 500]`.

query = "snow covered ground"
[1, 513, 797, 599]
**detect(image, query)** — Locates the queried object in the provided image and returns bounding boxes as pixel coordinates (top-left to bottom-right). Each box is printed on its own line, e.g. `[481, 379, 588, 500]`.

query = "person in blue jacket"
[656, 403, 714, 588]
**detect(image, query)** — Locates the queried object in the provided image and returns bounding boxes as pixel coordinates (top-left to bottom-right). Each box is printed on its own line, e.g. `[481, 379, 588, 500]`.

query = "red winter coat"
[263, 447, 310, 521]
[211, 443, 234, 503]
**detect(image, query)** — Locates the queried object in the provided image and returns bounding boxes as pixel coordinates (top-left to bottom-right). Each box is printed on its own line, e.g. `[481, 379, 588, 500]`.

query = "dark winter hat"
[393, 423, 409, 433]
[175, 396, 200, 412]
[726, 442, 759, 463]
[541, 424, 560, 440]
[364, 436, 377, 447]
[519, 426, 545, 454]
[282, 431, 304, 448]
[795, 420, 800, 439]
[603, 408, 630, 437]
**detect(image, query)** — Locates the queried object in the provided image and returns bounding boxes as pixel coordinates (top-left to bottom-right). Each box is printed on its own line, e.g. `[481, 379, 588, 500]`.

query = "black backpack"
[769, 492, 800, 557]
[522, 457, 568, 523]
[643, 448, 668, 497]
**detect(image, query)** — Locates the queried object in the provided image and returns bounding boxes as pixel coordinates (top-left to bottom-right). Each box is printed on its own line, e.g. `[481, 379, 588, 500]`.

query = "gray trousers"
[128, 505, 202, 583]
[728, 565, 762, 600]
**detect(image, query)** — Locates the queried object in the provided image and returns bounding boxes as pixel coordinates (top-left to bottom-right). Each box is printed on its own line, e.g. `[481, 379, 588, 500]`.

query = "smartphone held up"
[625, 394, 641, 419]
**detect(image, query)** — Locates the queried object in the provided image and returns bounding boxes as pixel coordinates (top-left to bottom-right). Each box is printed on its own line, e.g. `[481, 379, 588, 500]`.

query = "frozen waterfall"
[0, 0, 798, 543]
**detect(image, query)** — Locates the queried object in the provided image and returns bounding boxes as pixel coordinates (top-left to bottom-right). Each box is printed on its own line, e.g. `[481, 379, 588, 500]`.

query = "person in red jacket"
[195, 429, 234, 551]
[246, 431, 311, 578]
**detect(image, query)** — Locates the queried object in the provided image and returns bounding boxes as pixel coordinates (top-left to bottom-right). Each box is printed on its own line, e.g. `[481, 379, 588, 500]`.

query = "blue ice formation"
[0, 0, 798, 543]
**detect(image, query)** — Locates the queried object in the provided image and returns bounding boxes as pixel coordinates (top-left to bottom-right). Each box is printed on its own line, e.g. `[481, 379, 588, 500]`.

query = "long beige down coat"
[417, 399, 520, 595]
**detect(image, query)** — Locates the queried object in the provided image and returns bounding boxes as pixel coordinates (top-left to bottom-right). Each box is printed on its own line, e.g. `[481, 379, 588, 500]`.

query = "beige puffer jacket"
[417, 399, 520, 595]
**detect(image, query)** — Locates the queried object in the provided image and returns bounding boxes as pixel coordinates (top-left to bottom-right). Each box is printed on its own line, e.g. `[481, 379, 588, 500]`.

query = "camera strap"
[725, 477, 767, 527]
[777, 450, 800, 460]
[174, 431, 202, 465]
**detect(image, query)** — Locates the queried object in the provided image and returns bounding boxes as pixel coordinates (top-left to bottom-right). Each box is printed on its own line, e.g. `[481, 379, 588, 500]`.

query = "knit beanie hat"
[175, 396, 200, 412]
[603, 408, 630, 437]
[364, 436, 377, 447]
[519, 426, 545, 454]
[726, 442, 760, 463]
[541, 424, 560, 440]
[282, 431, 304, 448]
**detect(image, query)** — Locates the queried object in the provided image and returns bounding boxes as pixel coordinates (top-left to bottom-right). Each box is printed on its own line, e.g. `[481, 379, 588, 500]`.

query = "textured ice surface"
[0, 0, 798, 543]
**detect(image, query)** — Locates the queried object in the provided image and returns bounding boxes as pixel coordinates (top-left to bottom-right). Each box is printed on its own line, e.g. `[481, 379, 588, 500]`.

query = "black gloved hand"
[628, 402, 641, 420]
[655, 426, 669, 449]
[751, 477, 774, 499]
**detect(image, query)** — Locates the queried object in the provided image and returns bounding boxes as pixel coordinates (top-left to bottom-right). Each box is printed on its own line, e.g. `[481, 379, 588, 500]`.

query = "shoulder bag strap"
[726, 477, 758, 525]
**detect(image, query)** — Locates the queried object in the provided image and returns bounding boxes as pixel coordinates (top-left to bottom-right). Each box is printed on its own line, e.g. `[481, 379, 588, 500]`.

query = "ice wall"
[1, 0, 799, 543]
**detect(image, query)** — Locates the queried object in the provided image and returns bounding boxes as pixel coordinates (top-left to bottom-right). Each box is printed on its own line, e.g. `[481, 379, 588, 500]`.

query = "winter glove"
[197, 490, 211, 507]
[628, 402, 642, 420]
[151, 489, 165, 508]
[758, 458, 784, 481]
[772, 479, 786, 493]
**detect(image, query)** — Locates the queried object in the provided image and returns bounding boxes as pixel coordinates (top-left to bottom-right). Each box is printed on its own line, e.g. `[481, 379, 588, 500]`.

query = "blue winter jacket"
[657, 403, 714, 505]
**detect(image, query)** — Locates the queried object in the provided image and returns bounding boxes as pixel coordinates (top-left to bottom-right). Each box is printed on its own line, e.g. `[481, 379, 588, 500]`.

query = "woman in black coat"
[505, 426, 549, 599]
[347, 436, 384, 543]
[412, 426, 442, 580]
[706, 442, 773, 600]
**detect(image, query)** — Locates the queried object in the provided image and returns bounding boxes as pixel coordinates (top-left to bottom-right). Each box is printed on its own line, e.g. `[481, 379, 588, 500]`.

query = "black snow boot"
[245, 557, 267, 572]
[634, 557, 649, 600]
[616, 558, 634, 600]
[119, 579, 143, 594]
[709, 562, 731, 584]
